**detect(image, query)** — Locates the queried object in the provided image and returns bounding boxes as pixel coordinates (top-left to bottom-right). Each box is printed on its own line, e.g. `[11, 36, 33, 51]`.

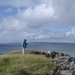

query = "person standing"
[22, 39, 28, 54]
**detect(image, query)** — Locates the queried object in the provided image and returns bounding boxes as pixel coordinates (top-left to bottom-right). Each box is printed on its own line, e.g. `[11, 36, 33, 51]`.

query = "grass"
[0, 50, 55, 75]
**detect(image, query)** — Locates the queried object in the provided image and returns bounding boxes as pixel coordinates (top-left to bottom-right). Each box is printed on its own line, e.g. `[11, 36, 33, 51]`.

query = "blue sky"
[0, 0, 75, 43]
[0, 6, 17, 20]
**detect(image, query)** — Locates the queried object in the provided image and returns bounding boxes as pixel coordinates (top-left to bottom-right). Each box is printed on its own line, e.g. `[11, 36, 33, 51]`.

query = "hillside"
[0, 50, 55, 75]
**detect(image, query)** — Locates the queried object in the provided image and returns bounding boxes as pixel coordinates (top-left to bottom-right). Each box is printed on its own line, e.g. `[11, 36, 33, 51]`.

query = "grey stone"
[46, 51, 75, 75]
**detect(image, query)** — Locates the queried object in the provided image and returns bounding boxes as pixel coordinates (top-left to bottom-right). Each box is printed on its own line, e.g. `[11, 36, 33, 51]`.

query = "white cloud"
[0, 0, 75, 43]
[16, 3, 55, 28]
[1, 0, 75, 27]
[66, 28, 75, 37]
[1, 16, 27, 31]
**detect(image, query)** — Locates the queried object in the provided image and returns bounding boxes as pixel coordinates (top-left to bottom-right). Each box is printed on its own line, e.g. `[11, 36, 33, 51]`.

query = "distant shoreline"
[0, 42, 75, 56]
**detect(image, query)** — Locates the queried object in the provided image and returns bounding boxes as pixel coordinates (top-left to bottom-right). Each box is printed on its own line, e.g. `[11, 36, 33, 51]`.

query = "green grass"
[0, 50, 55, 75]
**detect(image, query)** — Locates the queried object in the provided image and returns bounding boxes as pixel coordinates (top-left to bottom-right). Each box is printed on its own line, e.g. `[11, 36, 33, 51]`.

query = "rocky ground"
[46, 51, 75, 75]
[25, 50, 75, 75]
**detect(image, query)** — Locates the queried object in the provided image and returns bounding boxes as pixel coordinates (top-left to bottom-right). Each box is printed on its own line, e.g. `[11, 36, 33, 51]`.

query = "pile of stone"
[26, 50, 75, 75]
[46, 51, 75, 75]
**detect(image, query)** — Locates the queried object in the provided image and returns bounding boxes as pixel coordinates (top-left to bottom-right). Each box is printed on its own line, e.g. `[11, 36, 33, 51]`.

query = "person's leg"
[24, 48, 26, 54]
[22, 48, 25, 54]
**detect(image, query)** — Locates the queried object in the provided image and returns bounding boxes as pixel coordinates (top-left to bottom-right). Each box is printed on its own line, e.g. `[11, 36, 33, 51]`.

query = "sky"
[0, 0, 75, 43]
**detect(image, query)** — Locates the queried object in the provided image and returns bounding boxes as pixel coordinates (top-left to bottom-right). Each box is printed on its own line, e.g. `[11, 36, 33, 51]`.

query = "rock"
[60, 70, 72, 75]
[46, 51, 75, 75]
[72, 71, 75, 75]
[52, 66, 61, 75]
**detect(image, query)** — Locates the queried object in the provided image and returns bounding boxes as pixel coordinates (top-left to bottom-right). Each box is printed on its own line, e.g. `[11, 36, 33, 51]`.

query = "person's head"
[24, 39, 26, 41]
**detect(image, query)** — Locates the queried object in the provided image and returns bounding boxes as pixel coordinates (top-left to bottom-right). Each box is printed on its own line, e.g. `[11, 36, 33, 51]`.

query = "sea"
[0, 42, 75, 57]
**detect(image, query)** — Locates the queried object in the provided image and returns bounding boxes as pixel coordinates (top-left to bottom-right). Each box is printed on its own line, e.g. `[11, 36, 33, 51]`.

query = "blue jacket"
[22, 41, 27, 48]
